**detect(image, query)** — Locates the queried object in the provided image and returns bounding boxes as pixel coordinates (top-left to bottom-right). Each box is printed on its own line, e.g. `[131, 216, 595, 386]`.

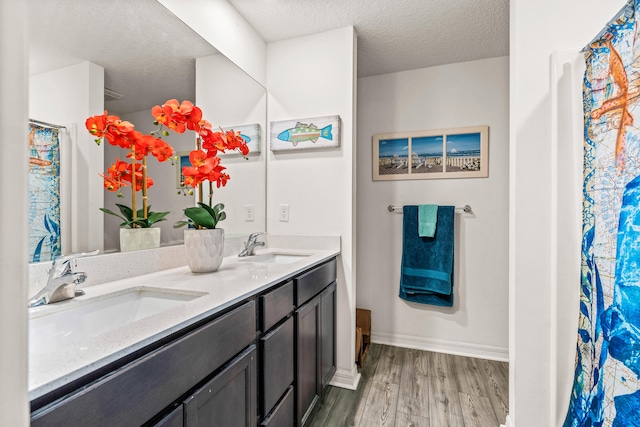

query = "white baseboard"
[501, 414, 514, 427]
[329, 364, 361, 390]
[372, 332, 509, 362]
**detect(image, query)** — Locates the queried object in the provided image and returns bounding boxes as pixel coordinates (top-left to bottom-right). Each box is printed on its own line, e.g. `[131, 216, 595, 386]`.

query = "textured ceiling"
[228, 0, 509, 77]
[28, 0, 509, 115]
[28, 0, 218, 114]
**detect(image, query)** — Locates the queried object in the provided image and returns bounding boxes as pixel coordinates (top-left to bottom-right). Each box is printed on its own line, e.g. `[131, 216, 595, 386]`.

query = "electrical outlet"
[279, 204, 290, 222]
[244, 204, 254, 222]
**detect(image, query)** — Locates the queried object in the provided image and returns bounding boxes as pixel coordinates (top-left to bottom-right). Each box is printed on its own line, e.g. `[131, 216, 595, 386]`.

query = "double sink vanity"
[28, 237, 340, 426]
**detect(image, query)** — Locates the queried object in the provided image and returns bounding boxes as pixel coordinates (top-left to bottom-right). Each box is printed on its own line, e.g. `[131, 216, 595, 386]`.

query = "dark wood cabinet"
[184, 345, 257, 427]
[260, 386, 294, 427]
[31, 257, 337, 427]
[320, 283, 336, 389]
[294, 279, 337, 426]
[31, 301, 256, 427]
[295, 294, 321, 426]
[261, 316, 294, 417]
[155, 405, 184, 427]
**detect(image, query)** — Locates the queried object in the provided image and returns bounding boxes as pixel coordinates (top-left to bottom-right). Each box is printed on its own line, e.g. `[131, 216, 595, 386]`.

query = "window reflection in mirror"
[27, 0, 266, 259]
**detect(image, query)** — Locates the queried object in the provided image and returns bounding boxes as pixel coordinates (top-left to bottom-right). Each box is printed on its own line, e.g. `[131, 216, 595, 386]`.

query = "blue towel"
[418, 204, 438, 237]
[399, 205, 455, 307]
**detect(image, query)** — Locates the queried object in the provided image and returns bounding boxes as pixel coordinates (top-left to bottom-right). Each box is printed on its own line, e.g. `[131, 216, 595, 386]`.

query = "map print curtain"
[28, 123, 61, 262]
[564, 1, 640, 425]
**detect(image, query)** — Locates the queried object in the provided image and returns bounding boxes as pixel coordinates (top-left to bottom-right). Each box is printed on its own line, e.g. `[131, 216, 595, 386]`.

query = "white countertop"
[28, 246, 339, 401]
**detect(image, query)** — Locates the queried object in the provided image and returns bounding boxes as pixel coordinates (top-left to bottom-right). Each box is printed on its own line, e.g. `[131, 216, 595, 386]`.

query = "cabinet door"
[295, 294, 321, 426]
[320, 282, 336, 389]
[261, 316, 294, 418]
[184, 345, 257, 427]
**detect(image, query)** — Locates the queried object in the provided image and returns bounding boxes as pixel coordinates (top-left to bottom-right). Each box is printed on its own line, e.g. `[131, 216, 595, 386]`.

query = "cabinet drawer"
[261, 316, 294, 417]
[260, 386, 294, 427]
[154, 405, 183, 427]
[260, 281, 294, 332]
[295, 259, 337, 306]
[184, 345, 257, 427]
[31, 301, 257, 427]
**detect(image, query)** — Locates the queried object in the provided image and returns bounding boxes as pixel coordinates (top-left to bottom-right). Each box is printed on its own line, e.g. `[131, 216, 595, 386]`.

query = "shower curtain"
[564, 1, 640, 425]
[28, 123, 61, 262]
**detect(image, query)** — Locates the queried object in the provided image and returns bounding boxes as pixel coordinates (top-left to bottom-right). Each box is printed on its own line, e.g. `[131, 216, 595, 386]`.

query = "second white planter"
[184, 228, 225, 273]
[120, 227, 161, 252]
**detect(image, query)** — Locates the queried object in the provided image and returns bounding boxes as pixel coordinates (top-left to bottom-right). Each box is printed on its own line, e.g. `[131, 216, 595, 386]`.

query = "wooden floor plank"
[458, 392, 499, 427]
[477, 359, 509, 424]
[452, 354, 488, 397]
[397, 348, 429, 420]
[427, 352, 464, 426]
[304, 345, 509, 427]
[394, 410, 430, 427]
[308, 343, 384, 426]
[352, 343, 384, 425]
[359, 381, 399, 427]
[374, 345, 404, 385]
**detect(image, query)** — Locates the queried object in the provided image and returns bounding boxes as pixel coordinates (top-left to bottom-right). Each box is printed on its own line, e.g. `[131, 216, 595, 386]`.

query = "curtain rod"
[29, 119, 67, 130]
[388, 204, 472, 214]
[581, 0, 634, 52]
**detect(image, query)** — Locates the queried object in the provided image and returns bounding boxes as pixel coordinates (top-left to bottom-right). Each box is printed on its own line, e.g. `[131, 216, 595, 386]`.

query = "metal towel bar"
[387, 204, 472, 213]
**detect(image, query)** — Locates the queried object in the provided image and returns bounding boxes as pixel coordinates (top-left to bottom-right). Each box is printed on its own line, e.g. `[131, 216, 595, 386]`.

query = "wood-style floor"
[307, 344, 509, 427]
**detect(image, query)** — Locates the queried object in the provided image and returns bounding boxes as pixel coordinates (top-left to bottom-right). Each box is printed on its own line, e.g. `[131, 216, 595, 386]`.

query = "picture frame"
[218, 123, 261, 156]
[372, 125, 489, 181]
[270, 115, 340, 151]
[175, 151, 191, 189]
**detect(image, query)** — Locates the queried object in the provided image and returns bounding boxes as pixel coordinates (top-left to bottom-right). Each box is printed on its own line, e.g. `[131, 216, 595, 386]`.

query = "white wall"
[159, 0, 266, 87]
[510, 1, 623, 426]
[196, 54, 267, 236]
[266, 27, 359, 388]
[357, 57, 509, 360]
[0, 1, 28, 425]
[29, 62, 105, 253]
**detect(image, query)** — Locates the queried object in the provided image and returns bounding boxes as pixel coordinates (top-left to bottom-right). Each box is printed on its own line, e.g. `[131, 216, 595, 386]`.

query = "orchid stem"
[131, 151, 137, 227]
[196, 137, 203, 204]
[142, 157, 148, 219]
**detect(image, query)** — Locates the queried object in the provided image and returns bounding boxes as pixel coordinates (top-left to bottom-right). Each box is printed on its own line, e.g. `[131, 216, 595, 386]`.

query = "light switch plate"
[244, 204, 254, 222]
[279, 204, 290, 222]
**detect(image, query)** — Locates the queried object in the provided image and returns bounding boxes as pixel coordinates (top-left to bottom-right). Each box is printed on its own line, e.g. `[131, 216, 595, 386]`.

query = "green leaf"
[197, 202, 216, 218]
[146, 211, 169, 225]
[100, 207, 127, 222]
[217, 211, 227, 222]
[213, 203, 225, 215]
[173, 220, 189, 229]
[116, 204, 134, 221]
[184, 207, 216, 229]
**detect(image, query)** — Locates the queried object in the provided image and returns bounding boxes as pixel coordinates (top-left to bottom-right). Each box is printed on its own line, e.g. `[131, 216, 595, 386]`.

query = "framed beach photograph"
[372, 125, 488, 181]
[175, 151, 191, 189]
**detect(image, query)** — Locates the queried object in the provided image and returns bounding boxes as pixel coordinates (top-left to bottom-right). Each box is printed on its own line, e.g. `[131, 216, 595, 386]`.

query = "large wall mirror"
[27, 0, 267, 260]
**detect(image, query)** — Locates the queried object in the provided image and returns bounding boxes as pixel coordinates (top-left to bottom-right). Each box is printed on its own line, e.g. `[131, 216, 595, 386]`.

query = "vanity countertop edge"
[28, 246, 340, 401]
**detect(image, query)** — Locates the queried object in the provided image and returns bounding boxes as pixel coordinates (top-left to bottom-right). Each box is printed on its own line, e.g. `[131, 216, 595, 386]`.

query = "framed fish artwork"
[270, 115, 341, 151]
[217, 123, 261, 156]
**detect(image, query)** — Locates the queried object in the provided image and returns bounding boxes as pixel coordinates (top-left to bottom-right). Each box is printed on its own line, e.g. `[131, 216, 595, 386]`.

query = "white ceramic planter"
[119, 227, 161, 252]
[184, 228, 224, 273]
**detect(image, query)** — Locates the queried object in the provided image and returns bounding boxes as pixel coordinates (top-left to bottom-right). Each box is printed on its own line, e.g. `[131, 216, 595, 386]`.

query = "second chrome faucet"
[238, 232, 265, 257]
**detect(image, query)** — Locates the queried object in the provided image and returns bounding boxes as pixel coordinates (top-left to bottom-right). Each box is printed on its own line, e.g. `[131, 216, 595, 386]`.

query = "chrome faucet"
[29, 250, 99, 307]
[238, 232, 265, 257]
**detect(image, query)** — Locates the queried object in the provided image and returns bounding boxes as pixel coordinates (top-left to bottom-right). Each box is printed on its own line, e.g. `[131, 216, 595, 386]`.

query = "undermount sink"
[243, 252, 311, 264]
[29, 288, 204, 354]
